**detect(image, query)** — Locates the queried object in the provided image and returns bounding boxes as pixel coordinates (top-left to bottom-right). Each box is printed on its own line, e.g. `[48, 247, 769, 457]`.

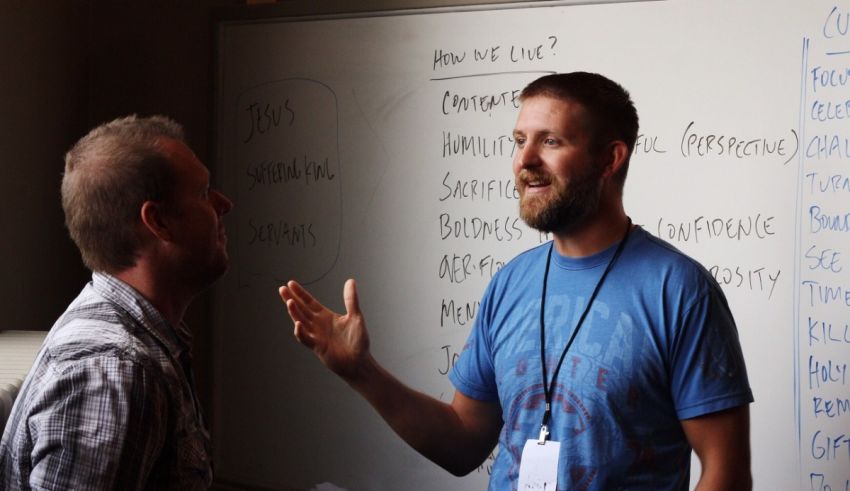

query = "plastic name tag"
[517, 439, 560, 490]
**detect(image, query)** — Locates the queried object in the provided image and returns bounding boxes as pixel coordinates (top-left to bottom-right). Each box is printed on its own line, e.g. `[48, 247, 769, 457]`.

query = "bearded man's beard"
[517, 164, 603, 234]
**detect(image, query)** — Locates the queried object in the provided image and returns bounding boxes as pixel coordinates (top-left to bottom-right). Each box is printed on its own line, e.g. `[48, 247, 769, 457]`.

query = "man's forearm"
[347, 356, 499, 476]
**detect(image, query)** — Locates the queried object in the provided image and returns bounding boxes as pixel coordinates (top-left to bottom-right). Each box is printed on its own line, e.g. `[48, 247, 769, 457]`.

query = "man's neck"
[551, 211, 631, 258]
[112, 265, 190, 327]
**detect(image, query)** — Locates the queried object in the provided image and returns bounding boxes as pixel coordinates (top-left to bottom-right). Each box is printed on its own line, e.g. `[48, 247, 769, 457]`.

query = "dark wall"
[0, 2, 91, 331]
[1, 0, 238, 424]
[88, 0, 224, 158]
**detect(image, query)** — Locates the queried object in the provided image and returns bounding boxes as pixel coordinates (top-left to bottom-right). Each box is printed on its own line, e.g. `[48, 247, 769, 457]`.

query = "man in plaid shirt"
[0, 115, 233, 490]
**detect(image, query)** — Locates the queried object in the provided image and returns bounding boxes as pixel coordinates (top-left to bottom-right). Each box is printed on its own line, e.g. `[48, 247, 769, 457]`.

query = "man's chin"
[214, 257, 229, 279]
[519, 211, 552, 233]
[202, 254, 230, 286]
[519, 198, 553, 231]
[519, 204, 593, 236]
[519, 195, 545, 217]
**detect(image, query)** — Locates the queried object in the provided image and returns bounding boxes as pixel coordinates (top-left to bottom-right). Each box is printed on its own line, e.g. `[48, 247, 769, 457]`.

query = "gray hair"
[62, 114, 185, 272]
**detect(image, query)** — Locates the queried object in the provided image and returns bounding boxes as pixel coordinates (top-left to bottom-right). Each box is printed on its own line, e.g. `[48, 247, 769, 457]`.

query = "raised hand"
[279, 279, 370, 381]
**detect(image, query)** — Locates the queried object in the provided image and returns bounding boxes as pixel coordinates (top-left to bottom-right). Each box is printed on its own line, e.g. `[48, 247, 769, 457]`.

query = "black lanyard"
[537, 218, 632, 443]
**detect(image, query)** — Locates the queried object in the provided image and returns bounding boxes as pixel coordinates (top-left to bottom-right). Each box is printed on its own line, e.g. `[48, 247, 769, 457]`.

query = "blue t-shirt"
[449, 226, 753, 490]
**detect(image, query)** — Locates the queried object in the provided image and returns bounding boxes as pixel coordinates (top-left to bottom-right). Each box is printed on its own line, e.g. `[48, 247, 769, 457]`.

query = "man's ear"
[140, 201, 173, 242]
[602, 140, 629, 180]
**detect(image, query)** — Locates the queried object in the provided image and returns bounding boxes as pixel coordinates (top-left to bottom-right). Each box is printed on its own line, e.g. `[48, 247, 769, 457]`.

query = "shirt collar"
[91, 271, 190, 359]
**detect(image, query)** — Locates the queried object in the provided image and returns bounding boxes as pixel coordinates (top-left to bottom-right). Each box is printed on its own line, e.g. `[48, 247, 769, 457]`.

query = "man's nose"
[516, 143, 542, 170]
[212, 190, 233, 215]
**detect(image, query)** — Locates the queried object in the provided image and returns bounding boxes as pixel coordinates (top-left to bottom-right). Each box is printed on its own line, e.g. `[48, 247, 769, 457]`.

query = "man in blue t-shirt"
[280, 72, 753, 490]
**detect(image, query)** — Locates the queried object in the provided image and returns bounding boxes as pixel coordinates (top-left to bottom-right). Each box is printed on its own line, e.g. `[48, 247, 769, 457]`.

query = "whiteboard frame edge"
[212, 0, 664, 24]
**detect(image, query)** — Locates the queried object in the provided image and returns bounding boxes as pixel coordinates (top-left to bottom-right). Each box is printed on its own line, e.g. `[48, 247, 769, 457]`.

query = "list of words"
[798, 6, 850, 491]
[235, 79, 342, 284]
[430, 37, 559, 382]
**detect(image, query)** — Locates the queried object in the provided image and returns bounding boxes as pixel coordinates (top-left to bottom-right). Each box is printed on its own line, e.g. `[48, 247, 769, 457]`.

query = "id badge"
[517, 439, 560, 490]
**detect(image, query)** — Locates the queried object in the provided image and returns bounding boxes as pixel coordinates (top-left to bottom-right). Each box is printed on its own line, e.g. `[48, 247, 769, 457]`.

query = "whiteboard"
[211, 1, 850, 489]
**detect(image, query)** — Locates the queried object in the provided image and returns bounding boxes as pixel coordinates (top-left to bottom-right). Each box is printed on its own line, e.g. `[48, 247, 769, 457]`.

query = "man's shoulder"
[44, 292, 162, 371]
[631, 227, 712, 274]
[626, 227, 723, 301]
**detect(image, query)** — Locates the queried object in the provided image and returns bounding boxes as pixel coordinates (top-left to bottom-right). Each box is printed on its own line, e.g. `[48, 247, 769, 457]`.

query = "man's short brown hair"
[62, 115, 184, 272]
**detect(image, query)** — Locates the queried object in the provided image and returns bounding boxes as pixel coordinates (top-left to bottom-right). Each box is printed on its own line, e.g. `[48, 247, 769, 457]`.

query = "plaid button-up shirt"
[0, 273, 212, 490]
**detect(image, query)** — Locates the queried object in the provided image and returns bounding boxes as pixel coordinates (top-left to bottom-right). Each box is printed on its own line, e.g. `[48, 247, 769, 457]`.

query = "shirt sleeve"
[27, 355, 168, 491]
[669, 284, 754, 420]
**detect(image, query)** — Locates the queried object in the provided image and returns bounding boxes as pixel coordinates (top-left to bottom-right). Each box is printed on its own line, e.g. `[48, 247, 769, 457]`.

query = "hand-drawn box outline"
[234, 77, 343, 286]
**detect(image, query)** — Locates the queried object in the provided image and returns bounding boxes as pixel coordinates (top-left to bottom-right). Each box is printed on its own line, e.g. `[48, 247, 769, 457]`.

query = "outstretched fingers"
[282, 281, 322, 314]
[284, 290, 322, 351]
[284, 296, 311, 326]
[293, 321, 317, 349]
[279, 280, 340, 340]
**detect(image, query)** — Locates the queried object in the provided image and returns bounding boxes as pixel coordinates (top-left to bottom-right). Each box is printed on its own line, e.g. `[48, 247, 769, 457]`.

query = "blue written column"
[796, 5, 850, 491]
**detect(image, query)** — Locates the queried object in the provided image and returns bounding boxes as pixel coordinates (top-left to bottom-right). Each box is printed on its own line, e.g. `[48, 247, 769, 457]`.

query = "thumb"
[343, 278, 361, 317]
